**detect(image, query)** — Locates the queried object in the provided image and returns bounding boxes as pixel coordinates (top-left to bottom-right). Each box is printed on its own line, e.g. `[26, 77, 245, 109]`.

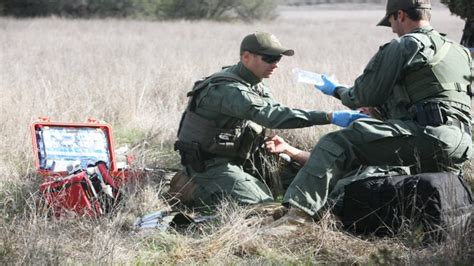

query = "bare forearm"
[282, 145, 310, 165]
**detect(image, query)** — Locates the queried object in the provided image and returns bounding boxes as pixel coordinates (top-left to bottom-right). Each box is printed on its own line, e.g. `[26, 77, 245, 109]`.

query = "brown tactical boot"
[167, 171, 198, 206]
[247, 202, 289, 225]
[261, 207, 313, 236]
[269, 207, 313, 226]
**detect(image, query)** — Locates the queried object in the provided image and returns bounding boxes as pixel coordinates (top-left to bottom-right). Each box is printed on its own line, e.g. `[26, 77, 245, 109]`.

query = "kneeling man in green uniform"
[174, 32, 367, 207]
[275, 0, 472, 221]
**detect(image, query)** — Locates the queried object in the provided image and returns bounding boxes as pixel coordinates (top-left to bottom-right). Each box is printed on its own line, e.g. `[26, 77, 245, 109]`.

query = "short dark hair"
[405, 7, 431, 21]
[393, 7, 431, 21]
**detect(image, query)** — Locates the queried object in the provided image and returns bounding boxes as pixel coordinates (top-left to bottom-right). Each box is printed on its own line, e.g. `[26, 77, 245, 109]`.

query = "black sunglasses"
[258, 53, 282, 64]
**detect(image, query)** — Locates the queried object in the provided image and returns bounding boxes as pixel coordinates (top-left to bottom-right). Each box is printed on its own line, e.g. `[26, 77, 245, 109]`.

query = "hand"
[265, 135, 289, 154]
[358, 107, 371, 116]
[314, 75, 340, 96]
[331, 110, 368, 127]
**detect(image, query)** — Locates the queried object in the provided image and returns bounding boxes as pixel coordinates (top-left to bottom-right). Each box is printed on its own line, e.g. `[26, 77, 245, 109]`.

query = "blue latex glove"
[314, 75, 340, 96]
[331, 110, 369, 127]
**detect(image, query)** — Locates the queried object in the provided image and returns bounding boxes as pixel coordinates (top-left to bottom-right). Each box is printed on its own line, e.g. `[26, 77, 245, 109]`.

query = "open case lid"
[31, 118, 118, 176]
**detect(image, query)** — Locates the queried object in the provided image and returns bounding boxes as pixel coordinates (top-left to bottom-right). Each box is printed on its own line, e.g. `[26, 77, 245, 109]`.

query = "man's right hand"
[314, 75, 340, 96]
[265, 135, 310, 165]
[265, 135, 289, 154]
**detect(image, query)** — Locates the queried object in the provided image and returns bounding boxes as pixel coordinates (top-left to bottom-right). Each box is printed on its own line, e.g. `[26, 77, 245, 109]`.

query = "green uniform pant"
[185, 157, 274, 207]
[283, 118, 472, 217]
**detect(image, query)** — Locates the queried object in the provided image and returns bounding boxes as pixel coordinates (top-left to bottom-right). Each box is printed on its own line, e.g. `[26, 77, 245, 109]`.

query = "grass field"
[1, 4, 473, 264]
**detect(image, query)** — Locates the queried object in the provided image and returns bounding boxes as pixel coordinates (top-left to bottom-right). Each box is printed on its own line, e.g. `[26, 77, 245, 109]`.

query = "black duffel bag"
[341, 172, 473, 241]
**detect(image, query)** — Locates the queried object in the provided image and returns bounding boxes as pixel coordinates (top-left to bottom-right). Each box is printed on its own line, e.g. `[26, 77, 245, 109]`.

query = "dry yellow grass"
[0, 4, 472, 264]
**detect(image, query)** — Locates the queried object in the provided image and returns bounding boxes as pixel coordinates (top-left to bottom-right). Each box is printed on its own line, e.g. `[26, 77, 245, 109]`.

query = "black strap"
[186, 71, 249, 112]
[467, 84, 473, 98]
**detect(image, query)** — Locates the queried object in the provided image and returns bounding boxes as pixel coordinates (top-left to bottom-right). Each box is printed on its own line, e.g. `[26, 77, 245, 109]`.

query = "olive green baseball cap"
[240, 32, 294, 56]
[377, 0, 431, 27]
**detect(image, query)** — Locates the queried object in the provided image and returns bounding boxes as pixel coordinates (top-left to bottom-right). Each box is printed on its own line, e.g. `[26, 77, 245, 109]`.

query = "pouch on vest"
[176, 71, 258, 163]
[207, 126, 245, 158]
[236, 121, 264, 159]
[409, 101, 445, 126]
[174, 140, 206, 173]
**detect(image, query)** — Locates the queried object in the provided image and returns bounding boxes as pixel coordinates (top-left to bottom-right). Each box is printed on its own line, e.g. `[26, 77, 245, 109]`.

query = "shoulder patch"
[242, 91, 266, 107]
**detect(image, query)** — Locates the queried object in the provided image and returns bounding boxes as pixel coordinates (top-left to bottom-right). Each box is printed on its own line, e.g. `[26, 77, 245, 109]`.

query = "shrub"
[235, 0, 278, 20]
[441, 0, 473, 20]
[441, 0, 474, 47]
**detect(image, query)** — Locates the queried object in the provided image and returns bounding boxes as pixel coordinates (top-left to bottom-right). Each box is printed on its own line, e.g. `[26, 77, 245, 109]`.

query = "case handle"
[37, 117, 51, 122]
[87, 117, 100, 123]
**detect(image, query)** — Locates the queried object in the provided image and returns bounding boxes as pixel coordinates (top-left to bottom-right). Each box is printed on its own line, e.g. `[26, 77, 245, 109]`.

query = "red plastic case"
[39, 171, 99, 217]
[31, 117, 122, 217]
[31, 117, 118, 178]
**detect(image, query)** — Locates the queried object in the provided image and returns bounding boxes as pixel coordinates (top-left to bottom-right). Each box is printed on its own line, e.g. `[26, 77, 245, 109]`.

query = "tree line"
[0, 0, 471, 47]
[0, 0, 391, 20]
[0, 0, 277, 20]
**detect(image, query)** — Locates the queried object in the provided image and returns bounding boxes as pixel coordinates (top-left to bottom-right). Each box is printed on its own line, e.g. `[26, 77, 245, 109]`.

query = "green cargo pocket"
[230, 176, 273, 204]
[423, 124, 460, 148]
[301, 139, 345, 178]
[424, 124, 472, 160]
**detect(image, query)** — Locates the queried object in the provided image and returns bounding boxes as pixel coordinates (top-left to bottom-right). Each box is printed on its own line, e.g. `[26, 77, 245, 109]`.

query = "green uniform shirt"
[193, 62, 331, 129]
[337, 26, 472, 121]
[179, 62, 331, 207]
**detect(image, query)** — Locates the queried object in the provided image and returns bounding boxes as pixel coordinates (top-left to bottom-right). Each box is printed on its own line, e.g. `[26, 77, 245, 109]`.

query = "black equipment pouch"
[410, 102, 445, 126]
[341, 172, 473, 242]
[236, 121, 264, 160]
[174, 141, 206, 173]
[467, 84, 473, 98]
[208, 128, 242, 158]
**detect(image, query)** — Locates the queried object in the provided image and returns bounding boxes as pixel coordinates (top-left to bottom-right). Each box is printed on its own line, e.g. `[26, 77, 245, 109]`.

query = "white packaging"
[292, 68, 325, 86]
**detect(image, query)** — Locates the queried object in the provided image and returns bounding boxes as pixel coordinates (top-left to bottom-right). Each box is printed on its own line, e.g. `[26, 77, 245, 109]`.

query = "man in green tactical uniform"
[272, 0, 473, 221]
[174, 32, 367, 208]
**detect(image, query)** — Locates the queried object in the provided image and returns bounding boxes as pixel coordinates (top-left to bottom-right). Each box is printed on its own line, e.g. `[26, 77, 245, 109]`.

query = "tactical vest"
[176, 71, 264, 160]
[382, 30, 472, 122]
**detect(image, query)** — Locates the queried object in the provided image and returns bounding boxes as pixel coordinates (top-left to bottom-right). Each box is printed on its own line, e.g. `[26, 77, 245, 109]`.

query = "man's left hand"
[314, 75, 340, 96]
[331, 110, 368, 127]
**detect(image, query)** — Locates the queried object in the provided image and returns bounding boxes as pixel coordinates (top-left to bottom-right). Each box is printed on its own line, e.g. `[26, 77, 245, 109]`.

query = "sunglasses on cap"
[258, 53, 282, 64]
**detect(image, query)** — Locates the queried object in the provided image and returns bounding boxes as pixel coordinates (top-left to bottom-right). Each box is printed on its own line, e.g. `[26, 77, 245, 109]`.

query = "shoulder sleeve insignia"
[242, 91, 266, 107]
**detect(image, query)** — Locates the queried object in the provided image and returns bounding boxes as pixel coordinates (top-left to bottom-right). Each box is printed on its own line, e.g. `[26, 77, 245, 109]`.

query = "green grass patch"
[114, 128, 148, 146]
